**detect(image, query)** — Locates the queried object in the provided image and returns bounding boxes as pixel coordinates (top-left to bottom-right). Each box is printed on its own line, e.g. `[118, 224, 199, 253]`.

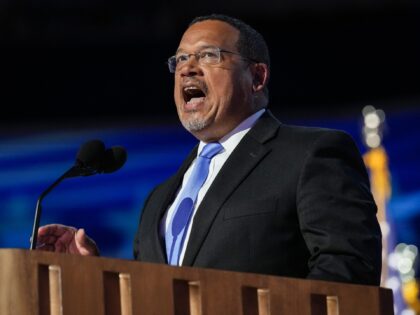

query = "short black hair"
[190, 14, 270, 99]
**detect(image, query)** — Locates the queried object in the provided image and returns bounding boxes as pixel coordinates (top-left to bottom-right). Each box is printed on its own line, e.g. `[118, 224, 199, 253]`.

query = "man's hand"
[37, 224, 100, 256]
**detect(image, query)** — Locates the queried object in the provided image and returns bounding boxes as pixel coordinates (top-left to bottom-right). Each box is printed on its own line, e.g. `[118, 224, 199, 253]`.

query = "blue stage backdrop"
[0, 108, 419, 261]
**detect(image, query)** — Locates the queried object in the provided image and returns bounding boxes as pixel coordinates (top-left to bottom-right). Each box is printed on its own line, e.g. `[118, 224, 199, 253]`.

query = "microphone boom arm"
[29, 140, 127, 250]
[29, 165, 95, 250]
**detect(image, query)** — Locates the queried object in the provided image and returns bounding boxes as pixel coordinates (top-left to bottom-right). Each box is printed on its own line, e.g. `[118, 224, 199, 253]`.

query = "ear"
[251, 63, 269, 93]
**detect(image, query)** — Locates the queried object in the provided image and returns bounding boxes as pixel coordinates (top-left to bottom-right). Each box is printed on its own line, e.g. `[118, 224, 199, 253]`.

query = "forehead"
[178, 20, 240, 52]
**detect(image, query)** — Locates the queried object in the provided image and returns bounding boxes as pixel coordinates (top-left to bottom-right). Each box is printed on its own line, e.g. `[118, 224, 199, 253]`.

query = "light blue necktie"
[165, 142, 223, 265]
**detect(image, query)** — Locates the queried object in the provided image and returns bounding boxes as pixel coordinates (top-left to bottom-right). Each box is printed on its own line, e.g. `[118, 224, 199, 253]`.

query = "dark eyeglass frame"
[167, 46, 258, 73]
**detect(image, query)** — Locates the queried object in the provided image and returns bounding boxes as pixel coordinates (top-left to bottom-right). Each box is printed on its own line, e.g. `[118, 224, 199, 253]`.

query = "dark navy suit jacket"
[134, 111, 382, 285]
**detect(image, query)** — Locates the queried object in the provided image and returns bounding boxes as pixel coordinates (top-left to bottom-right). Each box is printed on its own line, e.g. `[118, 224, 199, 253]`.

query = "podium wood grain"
[0, 249, 393, 315]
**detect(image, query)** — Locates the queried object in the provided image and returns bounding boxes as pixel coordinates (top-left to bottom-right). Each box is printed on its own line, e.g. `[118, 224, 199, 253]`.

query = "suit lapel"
[182, 111, 281, 266]
[158, 146, 198, 219]
[146, 145, 199, 263]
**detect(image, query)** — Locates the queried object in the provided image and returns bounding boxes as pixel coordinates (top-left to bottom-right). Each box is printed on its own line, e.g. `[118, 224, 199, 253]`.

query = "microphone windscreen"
[102, 146, 127, 173]
[76, 140, 106, 168]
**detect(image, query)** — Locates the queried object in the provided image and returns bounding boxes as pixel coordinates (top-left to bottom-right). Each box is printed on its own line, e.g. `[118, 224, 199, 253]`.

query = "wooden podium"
[0, 249, 393, 315]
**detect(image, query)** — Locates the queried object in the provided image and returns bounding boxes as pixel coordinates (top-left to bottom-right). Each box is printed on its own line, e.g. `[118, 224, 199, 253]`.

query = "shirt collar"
[197, 109, 266, 155]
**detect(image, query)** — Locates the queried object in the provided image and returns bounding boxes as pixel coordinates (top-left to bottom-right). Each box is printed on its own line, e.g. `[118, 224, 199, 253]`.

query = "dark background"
[2, 0, 419, 123]
[1, 5, 419, 313]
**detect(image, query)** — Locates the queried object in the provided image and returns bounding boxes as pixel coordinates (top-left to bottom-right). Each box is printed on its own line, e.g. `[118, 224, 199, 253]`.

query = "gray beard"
[181, 117, 209, 132]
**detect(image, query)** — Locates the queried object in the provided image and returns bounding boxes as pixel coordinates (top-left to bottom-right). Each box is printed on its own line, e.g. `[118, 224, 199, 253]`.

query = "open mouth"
[183, 86, 206, 104]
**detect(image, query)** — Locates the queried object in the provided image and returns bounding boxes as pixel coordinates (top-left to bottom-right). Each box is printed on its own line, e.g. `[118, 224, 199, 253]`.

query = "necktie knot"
[199, 142, 223, 159]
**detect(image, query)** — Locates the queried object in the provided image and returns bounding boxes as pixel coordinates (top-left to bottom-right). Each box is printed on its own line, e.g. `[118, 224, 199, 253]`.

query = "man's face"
[174, 20, 256, 142]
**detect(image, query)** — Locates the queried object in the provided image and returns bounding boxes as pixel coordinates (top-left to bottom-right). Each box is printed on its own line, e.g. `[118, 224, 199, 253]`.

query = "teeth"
[184, 86, 200, 91]
[187, 97, 205, 104]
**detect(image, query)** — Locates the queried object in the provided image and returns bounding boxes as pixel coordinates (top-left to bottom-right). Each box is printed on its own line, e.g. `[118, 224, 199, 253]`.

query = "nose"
[178, 55, 202, 77]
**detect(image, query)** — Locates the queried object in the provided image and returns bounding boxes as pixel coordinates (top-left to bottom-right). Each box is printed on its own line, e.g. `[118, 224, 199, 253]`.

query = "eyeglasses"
[167, 46, 258, 73]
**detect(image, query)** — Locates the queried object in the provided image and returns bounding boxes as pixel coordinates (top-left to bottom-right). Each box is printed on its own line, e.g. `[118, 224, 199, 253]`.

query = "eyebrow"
[175, 45, 218, 54]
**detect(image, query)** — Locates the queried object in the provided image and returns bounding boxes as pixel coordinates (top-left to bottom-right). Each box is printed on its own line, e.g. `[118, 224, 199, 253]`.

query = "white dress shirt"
[162, 109, 265, 265]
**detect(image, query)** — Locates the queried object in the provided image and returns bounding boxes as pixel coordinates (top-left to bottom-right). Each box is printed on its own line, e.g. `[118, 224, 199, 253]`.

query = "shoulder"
[282, 125, 366, 171]
[279, 123, 355, 145]
[270, 121, 362, 160]
[256, 110, 358, 150]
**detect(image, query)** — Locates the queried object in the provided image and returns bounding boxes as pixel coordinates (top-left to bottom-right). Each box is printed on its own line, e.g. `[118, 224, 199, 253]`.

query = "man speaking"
[37, 14, 382, 285]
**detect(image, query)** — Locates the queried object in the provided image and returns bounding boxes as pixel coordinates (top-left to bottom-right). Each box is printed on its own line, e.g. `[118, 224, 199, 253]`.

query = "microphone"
[67, 140, 127, 177]
[29, 140, 127, 250]
[102, 146, 127, 173]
